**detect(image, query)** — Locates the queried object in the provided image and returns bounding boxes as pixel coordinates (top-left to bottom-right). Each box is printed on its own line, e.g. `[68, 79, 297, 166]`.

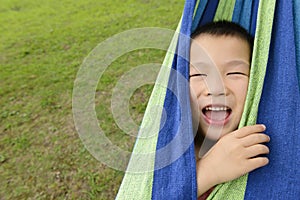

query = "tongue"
[205, 111, 228, 121]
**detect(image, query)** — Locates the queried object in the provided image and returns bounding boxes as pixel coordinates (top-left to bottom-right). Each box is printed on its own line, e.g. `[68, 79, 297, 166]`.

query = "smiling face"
[190, 34, 251, 141]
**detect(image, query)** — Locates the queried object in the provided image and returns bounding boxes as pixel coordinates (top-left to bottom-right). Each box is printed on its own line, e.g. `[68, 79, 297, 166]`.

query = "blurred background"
[0, 0, 184, 199]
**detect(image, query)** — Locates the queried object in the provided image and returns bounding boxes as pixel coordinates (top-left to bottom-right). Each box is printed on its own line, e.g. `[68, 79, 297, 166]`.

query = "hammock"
[116, 0, 300, 199]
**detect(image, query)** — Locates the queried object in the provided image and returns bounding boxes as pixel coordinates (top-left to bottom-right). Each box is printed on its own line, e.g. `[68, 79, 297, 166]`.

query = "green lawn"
[0, 0, 184, 199]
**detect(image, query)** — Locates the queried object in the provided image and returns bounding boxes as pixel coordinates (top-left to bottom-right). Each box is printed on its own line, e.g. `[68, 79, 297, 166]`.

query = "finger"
[246, 157, 269, 172]
[245, 144, 270, 158]
[241, 133, 270, 147]
[235, 124, 266, 138]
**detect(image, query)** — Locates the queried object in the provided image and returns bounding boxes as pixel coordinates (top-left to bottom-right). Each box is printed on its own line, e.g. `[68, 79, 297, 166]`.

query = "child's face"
[190, 34, 251, 140]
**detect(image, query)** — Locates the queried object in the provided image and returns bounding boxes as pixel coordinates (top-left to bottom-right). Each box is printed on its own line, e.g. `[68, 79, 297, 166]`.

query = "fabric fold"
[152, 0, 197, 199]
[116, 0, 299, 199]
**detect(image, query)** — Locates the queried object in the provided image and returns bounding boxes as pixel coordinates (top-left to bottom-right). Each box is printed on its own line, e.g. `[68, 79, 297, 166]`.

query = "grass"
[0, 0, 184, 199]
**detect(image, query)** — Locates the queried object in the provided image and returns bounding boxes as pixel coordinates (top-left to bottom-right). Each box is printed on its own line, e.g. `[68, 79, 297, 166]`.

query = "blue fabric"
[232, 0, 253, 31]
[152, 0, 300, 199]
[294, 0, 300, 88]
[249, 0, 259, 36]
[232, 0, 258, 36]
[152, 0, 198, 199]
[245, 0, 300, 199]
[191, 0, 209, 33]
[199, 0, 219, 26]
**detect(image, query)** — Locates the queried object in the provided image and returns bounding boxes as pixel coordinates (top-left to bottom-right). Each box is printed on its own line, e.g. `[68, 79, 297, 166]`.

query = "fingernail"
[261, 124, 266, 130]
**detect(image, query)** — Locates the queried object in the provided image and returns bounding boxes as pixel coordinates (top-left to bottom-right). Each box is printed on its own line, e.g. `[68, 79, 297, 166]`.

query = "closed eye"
[189, 74, 207, 78]
[227, 72, 248, 76]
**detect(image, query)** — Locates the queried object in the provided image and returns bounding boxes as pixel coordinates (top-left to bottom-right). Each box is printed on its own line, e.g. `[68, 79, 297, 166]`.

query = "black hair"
[191, 20, 254, 53]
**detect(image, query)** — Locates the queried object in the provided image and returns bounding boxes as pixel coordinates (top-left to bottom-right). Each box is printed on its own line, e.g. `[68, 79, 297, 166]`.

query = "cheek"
[228, 77, 248, 92]
[239, 81, 249, 100]
[189, 83, 200, 109]
[230, 80, 249, 106]
[189, 82, 197, 98]
[189, 81, 207, 98]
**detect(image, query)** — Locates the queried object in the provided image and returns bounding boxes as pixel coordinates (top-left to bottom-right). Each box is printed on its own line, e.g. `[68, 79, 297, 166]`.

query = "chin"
[205, 126, 233, 141]
[203, 126, 226, 141]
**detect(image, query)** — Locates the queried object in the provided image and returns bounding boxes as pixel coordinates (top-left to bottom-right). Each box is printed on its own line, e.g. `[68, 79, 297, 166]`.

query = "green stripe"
[214, 0, 236, 21]
[115, 18, 182, 200]
[207, 0, 276, 199]
[240, 0, 276, 127]
[193, 0, 201, 17]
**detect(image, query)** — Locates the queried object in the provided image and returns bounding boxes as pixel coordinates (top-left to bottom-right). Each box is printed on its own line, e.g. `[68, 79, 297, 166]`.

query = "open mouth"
[202, 105, 232, 125]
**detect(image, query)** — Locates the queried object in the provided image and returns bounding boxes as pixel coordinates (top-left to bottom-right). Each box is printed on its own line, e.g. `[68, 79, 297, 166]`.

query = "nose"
[205, 74, 227, 96]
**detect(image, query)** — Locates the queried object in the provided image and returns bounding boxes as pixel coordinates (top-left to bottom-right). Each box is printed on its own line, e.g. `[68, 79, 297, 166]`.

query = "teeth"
[205, 106, 229, 111]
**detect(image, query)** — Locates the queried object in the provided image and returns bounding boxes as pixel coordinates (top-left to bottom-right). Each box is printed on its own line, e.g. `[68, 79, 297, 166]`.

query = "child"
[189, 21, 270, 198]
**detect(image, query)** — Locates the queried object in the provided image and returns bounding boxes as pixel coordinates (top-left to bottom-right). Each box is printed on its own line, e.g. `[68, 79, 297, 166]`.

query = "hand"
[196, 124, 270, 196]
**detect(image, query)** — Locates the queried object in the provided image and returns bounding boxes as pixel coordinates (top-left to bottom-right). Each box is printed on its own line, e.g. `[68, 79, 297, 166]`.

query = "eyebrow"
[190, 61, 214, 68]
[224, 60, 250, 67]
[190, 60, 250, 72]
